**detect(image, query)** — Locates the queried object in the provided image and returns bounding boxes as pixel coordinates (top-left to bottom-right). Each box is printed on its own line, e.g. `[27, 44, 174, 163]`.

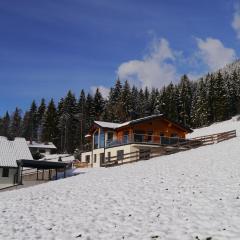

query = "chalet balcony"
[106, 134, 189, 148]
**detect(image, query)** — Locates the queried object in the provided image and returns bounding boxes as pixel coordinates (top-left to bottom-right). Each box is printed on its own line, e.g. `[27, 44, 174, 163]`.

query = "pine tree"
[129, 86, 139, 119]
[120, 80, 132, 121]
[37, 98, 46, 141]
[143, 87, 151, 115]
[29, 100, 38, 141]
[178, 75, 193, 126]
[85, 93, 95, 130]
[21, 111, 31, 139]
[60, 91, 78, 153]
[1, 112, 10, 137]
[42, 99, 58, 144]
[165, 83, 178, 121]
[9, 108, 22, 139]
[107, 79, 123, 122]
[214, 72, 228, 121]
[206, 74, 215, 123]
[76, 90, 86, 150]
[93, 88, 105, 120]
[191, 79, 209, 127]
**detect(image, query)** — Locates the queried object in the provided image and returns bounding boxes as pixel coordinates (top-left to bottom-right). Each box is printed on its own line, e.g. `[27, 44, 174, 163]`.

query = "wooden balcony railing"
[106, 133, 189, 148]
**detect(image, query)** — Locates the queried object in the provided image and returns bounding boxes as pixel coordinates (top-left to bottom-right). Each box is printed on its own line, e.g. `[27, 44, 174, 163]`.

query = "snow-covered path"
[1, 119, 240, 240]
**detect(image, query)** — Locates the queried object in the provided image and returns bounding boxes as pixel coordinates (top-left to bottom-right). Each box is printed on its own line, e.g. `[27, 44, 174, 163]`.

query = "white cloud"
[90, 85, 110, 99]
[232, 5, 240, 39]
[196, 37, 236, 71]
[117, 38, 178, 88]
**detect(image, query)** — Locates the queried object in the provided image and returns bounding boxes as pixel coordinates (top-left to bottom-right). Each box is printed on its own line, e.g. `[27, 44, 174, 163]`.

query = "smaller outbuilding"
[27, 141, 57, 156]
[0, 137, 33, 189]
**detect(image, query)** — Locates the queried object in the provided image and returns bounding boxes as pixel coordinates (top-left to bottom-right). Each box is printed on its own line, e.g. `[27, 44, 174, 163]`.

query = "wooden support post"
[55, 169, 58, 180]
[37, 168, 39, 180]
[42, 169, 44, 180]
[64, 168, 66, 178]
[20, 166, 23, 185]
[48, 169, 51, 180]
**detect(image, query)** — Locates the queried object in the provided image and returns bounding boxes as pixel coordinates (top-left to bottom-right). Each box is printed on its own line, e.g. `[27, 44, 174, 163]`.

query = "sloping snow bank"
[1, 123, 240, 239]
[188, 116, 240, 138]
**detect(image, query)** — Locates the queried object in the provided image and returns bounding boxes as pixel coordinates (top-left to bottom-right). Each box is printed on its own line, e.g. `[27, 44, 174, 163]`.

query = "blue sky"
[1, 0, 240, 115]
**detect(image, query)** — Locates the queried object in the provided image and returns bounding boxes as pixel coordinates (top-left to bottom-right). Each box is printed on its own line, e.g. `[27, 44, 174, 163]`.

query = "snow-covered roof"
[94, 114, 164, 130]
[27, 141, 57, 149]
[0, 137, 33, 167]
[40, 154, 75, 163]
[93, 114, 192, 133]
[94, 121, 121, 129]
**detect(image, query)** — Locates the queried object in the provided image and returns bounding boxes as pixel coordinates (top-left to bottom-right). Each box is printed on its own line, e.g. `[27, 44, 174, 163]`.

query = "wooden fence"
[101, 130, 237, 167]
[190, 130, 236, 145]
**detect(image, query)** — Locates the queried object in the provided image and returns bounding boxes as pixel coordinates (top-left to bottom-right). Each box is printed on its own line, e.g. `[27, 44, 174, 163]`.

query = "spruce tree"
[29, 100, 38, 141]
[9, 108, 22, 139]
[42, 99, 58, 144]
[37, 98, 46, 141]
[191, 79, 209, 127]
[21, 111, 31, 139]
[121, 80, 132, 121]
[178, 75, 193, 126]
[93, 88, 105, 120]
[214, 72, 228, 121]
[0, 112, 10, 137]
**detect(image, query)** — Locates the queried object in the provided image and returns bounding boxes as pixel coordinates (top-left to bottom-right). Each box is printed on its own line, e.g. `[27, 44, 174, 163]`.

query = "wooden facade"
[86, 115, 192, 148]
[115, 117, 187, 141]
[82, 115, 192, 167]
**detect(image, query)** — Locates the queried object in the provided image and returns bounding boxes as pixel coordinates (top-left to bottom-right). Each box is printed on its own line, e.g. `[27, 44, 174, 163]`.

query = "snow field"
[0, 118, 240, 239]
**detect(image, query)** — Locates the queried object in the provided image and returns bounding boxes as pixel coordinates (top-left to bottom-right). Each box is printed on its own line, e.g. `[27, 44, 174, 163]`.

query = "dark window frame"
[2, 168, 9, 178]
[85, 155, 90, 163]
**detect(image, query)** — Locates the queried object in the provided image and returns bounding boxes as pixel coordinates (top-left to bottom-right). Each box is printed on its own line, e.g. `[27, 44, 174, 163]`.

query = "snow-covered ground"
[188, 116, 240, 138]
[1, 119, 240, 240]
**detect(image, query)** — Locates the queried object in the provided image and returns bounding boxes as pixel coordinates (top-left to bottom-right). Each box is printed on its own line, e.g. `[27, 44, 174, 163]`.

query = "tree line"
[0, 68, 240, 153]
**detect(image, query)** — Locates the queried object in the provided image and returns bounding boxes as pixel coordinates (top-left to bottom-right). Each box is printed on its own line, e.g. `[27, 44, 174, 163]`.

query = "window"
[123, 131, 129, 143]
[99, 129, 105, 148]
[85, 155, 90, 163]
[94, 131, 99, 149]
[100, 153, 105, 164]
[2, 168, 9, 178]
[94, 154, 97, 163]
[160, 132, 168, 145]
[117, 150, 124, 160]
[107, 132, 113, 141]
[134, 130, 145, 142]
[170, 133, 178, 144]
[147, 131, 153, 142]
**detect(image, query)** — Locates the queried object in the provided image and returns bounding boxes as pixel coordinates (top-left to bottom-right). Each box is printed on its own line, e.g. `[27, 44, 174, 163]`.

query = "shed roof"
[17, 159, 68, 169]
[0, 137, 33, 168]
[27, 141, 57, 149]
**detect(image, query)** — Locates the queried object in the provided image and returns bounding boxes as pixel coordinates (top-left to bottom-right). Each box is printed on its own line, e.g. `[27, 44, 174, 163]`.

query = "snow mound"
[1, 119, 240, 239]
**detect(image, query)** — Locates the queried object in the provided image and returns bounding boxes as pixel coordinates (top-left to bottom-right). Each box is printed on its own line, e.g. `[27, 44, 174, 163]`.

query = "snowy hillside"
[1, 120, 240, 239]
[188, 115, 240, 138]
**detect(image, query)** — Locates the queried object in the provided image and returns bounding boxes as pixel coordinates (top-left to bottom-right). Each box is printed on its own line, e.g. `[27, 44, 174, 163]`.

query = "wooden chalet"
[81, 114, 192, 167]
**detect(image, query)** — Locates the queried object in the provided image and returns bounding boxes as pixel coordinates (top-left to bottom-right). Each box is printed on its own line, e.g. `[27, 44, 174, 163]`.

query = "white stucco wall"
[0, 167, 18, 189]
[81, 143, 161, 168]
[81, 151, 92, 163]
